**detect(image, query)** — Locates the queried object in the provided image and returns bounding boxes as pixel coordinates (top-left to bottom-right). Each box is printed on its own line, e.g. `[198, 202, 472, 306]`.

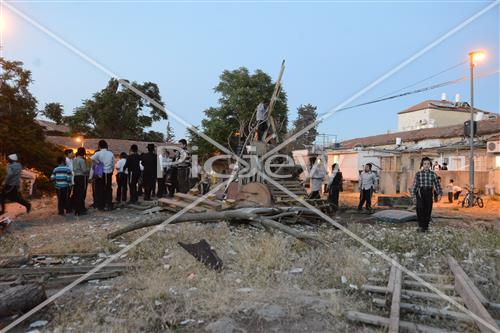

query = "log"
[107, 208, 324, 246]
[0, 263, 132, 276]
[388, 266, 402, 333]
[0, 255, 31, 268]
[0, 283, 47, 318]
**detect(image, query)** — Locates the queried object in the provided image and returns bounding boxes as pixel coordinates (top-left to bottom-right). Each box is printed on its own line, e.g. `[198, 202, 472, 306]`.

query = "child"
[51, 156, 73, 216]
[411, 157, 442, 232]
[446, 179, 455, 203]
[116, 152, 128, 204]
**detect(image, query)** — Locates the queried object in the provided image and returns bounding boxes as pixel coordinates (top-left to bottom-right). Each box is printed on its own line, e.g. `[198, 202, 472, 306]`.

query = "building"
[326, 108, 500, 195]
[397, 96, 495, 132]
[36, 119, 71, 136]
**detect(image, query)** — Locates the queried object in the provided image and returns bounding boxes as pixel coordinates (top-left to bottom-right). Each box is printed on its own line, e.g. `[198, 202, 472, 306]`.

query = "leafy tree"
[143, 130, 164, 142]
[0, 58, 59, 174]
[165, 121, 175, 142]
[188, 67, 288, 159]
[290, 104, 319, 149]
[42, 102, 64, 124]
[65, 79, 167, 140]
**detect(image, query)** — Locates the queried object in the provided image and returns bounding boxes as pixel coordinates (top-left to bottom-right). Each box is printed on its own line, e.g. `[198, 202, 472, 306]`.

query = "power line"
[377, 60, 468, 98]
[319, 67, 499, 117]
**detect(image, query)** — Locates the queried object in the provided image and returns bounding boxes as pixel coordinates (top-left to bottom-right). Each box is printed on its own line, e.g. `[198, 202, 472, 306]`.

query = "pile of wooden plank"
[347, 256, 500, 333]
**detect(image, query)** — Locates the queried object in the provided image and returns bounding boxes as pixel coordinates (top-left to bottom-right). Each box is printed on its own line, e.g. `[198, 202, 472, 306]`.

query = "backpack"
[93, 161, 104, 178]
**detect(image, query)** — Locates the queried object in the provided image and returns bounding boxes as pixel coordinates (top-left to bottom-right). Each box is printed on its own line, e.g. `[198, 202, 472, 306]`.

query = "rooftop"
[338, 119, 500, 149]
[398, 99, 490, 115]
[36, 119, 71, 134]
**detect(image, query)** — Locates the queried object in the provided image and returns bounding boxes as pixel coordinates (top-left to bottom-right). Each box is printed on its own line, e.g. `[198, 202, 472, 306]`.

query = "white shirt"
[91, 148, 115, 174]
[359, 171, 378, 190]
[255, 102, 267, 121]
[308, 166, 325, 192]
[116, 158, 127, 174]
[65, 157, 73, 172]
[160, 155, 172, 170]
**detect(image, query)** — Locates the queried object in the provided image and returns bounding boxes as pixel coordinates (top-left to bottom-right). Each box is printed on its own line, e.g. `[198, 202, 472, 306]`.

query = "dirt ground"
[0, 191, 499, 333]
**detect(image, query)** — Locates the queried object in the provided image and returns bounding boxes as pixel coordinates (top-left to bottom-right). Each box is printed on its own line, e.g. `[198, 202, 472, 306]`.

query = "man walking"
[91, 140, 114, 211]
[124, 144, 141, 204]
[0, 154, 31, 214]
[358, 163, 378, 211]
[412, 157, 442, 232]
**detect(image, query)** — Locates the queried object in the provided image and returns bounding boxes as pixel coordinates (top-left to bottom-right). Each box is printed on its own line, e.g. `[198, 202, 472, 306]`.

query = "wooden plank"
[346, 311, 453, 333]
[157, 198, 205, 212]
[369, 277, 454, 291]
[45, 271, 121, 288]
[448, 256, 499, 333]
[447, 256, 488, 305]
[373, 298, 473, 322]
[389, 266, 402, 333]
[363, 285, 463, 303]
[387, 263, 397, 295]
[0, 263, 131, 276]
[174, 193, 221, 208]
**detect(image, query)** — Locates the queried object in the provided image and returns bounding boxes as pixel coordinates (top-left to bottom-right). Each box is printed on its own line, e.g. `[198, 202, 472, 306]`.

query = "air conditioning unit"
[487, 141, 500, 153]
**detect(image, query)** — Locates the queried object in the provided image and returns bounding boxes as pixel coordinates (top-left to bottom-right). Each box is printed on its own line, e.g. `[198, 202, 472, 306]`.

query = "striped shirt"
[50, 165, 72, 189]
[411, 169, 443, 198]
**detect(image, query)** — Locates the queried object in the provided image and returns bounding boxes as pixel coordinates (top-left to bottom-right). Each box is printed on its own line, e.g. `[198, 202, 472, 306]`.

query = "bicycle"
[460, 185, 484, 208]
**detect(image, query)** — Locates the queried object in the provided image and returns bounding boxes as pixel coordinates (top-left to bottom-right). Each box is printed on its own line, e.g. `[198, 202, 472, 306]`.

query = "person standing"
[412, 157, 442, 232]
[432, 161, 441, 171]
[0, 154, 31, 214]
[162, 150, 174, 197]
[140, 144, 157, 201]
[174, 139, 191, 194]
[72, 147, 89, 215]
[156, 149, 168, 198]
[124, 144, 141, 204]
[91, 140, 114, 211]
[115, 152, 128, 204]
[306, 156, 325, 199]
[328, 163, 343, 211]
[64, 149, 75, 213]
[50, 156, 73, 216]
[358, 163, 378, 211]
[441, 162, 448, 170]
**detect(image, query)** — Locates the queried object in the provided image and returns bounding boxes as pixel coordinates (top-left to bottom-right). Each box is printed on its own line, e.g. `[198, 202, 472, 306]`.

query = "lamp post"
[468, 50, 485, 206]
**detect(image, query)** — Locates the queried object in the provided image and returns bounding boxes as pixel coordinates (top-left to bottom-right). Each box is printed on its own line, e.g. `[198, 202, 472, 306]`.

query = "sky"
[1, 0, 499, 145]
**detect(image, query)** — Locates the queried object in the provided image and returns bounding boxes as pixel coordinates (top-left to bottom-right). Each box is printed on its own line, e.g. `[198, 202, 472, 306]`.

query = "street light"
[467, 50, 486, 206]
[75, 136, 84, 147]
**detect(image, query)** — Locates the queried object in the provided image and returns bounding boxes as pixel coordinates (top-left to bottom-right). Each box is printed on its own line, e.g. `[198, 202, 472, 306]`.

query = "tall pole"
[468, 52, 475, 206]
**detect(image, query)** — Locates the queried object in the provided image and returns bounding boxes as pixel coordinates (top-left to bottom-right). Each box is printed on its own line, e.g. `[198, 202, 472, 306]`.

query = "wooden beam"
[0, 263, 131, 276]
[157, 198, 206, 212]
[448, 256, 499, 333]
[174, 192, 221, 208]
[369, 277, 454, 291]
[389, 266, 402, 333]
[362, 285, 463, 303]
[447, 256, 488, 305]
[346, 311, 453, 333]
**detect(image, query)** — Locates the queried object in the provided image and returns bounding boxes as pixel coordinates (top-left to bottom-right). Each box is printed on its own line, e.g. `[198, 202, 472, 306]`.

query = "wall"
[398, 109, 429, 131]
[428, 109, 470, 128]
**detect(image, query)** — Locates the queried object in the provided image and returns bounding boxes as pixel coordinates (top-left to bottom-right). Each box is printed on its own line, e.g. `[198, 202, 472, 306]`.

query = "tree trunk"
[0, 283, 47, 318]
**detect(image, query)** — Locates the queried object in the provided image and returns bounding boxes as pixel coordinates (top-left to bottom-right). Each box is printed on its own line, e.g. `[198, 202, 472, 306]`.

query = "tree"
[188, 67, 288, 159]
[42, 102, 64, 124]
[143, 130, 164, 142]
[65, 79, 167, 140]
[0, 58, 59, 174]
[165, 121, 175, 142]
[290, 104, 319, 149]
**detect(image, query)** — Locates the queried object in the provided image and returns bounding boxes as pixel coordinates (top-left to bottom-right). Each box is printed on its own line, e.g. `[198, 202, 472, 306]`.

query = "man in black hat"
[140, 143, 157, 200]
[174, 139, 191, 193]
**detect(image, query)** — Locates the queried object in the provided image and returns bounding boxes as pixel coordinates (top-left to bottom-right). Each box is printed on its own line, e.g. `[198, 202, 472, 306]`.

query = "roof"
[339, 119, 500, 149]
[46, 136, 177, 154]
[398, 99, 490, 115]
[36, 119, 70, 134]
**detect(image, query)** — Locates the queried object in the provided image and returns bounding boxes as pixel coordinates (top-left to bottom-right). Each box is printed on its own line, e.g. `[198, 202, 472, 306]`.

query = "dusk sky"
[2, 0, 499, 144]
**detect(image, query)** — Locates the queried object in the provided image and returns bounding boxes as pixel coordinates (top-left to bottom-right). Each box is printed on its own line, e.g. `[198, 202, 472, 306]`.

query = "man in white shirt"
[358, 163, 378, 211]
[115, 152, 128, 204]
[306, 156, 325, 199]
[91, 140, 115, 210]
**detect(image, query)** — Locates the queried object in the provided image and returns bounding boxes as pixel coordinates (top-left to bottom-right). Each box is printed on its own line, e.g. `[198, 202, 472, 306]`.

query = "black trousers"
[176, 167, 190, 194]
[448, 192, 453, 203]
[257, 121, 268, 141]
[358, 188, 373, 210]
[116, 173, 128, 203]
[1, 185, 30, 213]
[328, 187, 340, 211]
[416, 187, 433, 231]
[73, 175, 87, 214]
[143, 172, 156, 200]
[57, 187, 69, 215]
[309, 191, 320, 199]
[129, 172, 140, 203]
[157, 177, 166, 198]
[95, 173, 113, 210]
[165, 169, 174, 197]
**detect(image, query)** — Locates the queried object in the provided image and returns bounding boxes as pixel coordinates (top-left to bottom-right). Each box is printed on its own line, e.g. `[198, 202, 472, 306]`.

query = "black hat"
[147, 143, 156, 149]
